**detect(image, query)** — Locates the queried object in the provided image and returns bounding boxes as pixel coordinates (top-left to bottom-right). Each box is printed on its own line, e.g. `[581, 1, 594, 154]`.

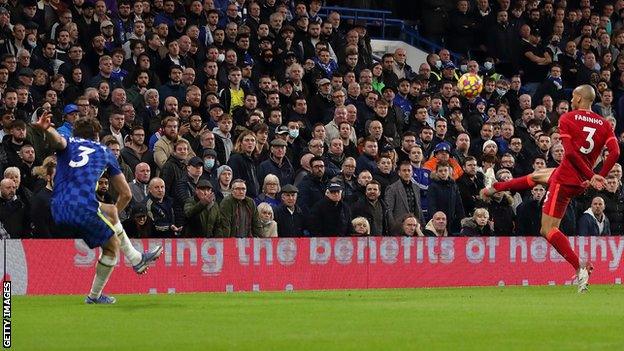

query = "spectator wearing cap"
[173, 155, 205, 232]
[439, 62, 459, 84]
[308, 78, 334, 125]
[212, 165, 233, 203]
[201, 148, 219, 180]
[466, 98, 489, 139]
[257, 138, 295, 188]
[423, 142, 463, 180]
[274, 184, 306, 237]
[55, 104, 79, 139]
[220, 179, 262, 237]
[122, 204, 153, 238]
[385, 161, 425, 227]
[428, 163, 465, 234]
[184, 179, 227, 237]
[308, 182, 352, 237]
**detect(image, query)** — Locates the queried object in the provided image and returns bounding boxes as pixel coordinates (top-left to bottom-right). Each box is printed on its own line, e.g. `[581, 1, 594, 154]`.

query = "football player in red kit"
[481, 85, 620, 293]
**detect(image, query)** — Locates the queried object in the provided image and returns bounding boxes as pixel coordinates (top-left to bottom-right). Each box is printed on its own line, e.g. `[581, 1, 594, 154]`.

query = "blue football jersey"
[52, 137, 121, 210]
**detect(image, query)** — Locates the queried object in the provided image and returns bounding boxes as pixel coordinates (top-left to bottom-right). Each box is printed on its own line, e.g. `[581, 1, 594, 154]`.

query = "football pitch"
[12, 285, 624, 351]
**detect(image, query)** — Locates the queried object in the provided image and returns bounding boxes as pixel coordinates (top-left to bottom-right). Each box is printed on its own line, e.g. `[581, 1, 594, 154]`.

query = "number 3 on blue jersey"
[69, 146, 96, 168]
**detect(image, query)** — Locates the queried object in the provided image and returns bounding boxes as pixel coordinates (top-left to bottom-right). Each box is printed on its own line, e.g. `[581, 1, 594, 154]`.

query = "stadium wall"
[3, 237, 624, 295]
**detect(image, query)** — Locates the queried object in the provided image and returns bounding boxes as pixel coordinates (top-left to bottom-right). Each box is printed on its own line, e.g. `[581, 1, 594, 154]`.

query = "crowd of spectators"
[1, 0, 624, 239]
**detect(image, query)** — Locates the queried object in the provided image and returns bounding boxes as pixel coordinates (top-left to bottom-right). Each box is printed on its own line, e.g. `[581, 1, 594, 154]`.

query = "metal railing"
[318, 6, 462, 62]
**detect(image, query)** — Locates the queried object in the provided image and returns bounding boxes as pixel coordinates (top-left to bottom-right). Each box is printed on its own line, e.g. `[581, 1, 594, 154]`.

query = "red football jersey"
[551, 109, 616, 186]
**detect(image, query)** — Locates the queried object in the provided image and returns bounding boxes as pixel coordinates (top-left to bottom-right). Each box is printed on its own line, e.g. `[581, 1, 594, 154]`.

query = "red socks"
[493, 175, 536, 192]
[546, 228, 580, 271]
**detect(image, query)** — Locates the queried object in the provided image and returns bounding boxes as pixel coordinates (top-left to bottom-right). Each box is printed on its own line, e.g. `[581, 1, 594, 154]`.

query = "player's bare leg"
[100, 203, 163, 274]
[480, 168, 555, 200]
[85, 234, 120, 304]
[540, 214, 591, 293]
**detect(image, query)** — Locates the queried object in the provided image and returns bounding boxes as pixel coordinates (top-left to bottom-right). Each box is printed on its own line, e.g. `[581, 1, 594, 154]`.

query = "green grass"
[12, 286, 624, 351]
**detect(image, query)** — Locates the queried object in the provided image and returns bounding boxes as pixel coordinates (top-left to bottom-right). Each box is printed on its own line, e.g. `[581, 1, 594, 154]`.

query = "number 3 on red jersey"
[580, 126, 596, 154]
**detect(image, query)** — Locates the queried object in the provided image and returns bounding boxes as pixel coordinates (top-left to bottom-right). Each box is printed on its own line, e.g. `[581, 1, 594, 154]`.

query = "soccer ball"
[457, 73, 483, 98]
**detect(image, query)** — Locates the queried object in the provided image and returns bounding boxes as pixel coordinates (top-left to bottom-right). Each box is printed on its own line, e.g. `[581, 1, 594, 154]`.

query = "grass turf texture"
[13, 285, 624, 351]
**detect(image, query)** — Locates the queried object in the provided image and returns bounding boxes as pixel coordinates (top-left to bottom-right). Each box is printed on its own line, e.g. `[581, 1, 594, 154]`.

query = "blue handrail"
[318, 6, 463, 62]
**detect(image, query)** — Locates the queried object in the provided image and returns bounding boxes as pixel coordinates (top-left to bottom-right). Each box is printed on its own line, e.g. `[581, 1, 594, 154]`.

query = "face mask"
[28, 40, 37, 48]
[496, 88, 507, 96]
[551, 40, 560, 46]
[434, 60, 442, 69]
[484, 62, 493, 70]
[217, 53, 225, 63]
[460, 64, 468, 72]
[204, 159, 215, 169]
[288, 129, 299, 139]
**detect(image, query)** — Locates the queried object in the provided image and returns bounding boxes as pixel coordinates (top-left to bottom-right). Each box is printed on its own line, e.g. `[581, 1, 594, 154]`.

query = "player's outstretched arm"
[110, 173, 132, 214]
[31, 112, 67, 151]
[597, 137, 621, 178]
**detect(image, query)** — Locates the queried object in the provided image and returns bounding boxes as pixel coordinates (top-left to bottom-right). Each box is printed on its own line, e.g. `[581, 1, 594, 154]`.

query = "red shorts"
[541, 180, 585, 219]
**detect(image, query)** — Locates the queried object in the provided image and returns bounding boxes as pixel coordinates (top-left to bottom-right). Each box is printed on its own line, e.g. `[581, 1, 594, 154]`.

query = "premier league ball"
[457, 73, 483, 98]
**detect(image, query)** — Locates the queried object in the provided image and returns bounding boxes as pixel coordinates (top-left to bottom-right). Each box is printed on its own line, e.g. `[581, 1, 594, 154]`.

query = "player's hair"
[73, 117, 102, 140]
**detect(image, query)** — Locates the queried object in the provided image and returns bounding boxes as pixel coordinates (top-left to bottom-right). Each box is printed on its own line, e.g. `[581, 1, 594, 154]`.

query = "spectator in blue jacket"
[577, 196, 611, 236]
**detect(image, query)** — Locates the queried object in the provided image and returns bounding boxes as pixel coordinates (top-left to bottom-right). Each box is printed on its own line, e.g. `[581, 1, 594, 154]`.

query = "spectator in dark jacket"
[460, 208, 493, 236]
[485, 191, 516, 236]
[219, 179, 262, 237]
[577, 196, 611, 236]
[351, 180, 389, 236]
[173, 156, 204, 230]
[30, 156, 57, 238]
[274, 184, 306, 237]
[184, 179, 227, 237]
[456, 156, 485, 216]
[145, 177, 179, 237]
[297, 156, 328, 213]
[227, 130, 260, 197]
[0, 178, 29, 238]
[427, 163, 465, 234]
[160, 139, 190, 195]
[595, 176, 624, 235]
[515, 184, 545, 236]
[257, 138, 295, 186]
[308, 182, 352, 236]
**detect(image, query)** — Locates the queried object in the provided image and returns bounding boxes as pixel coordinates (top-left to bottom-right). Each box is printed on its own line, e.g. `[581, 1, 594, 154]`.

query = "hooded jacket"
[577, 208, 611, 236]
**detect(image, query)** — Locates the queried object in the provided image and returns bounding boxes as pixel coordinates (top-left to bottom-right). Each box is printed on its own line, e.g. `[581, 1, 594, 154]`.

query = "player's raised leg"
[100, 202, 163, 274]
[481, 167, 555, 199]
[106, 174, 163, 274]
[85, 234, 120, 304]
